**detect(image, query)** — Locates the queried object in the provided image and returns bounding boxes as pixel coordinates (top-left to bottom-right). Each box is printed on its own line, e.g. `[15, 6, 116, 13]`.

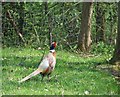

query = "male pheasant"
[19, 42, 57, 83]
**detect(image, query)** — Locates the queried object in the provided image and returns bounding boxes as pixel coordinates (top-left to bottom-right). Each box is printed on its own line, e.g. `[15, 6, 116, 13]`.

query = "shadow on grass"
[2, 54, 108, 73]
[2, 55, 42, 68]
[56, 58, 105, 73]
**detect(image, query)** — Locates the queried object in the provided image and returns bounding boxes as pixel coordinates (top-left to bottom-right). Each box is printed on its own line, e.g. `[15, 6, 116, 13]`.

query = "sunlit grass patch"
[2, 47, 118, 95]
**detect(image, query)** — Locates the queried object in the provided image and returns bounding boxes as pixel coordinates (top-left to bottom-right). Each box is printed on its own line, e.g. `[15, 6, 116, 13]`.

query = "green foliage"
[2, 48, 118, 95]
[91, 3, 117, 44]
[91, 42, 114, 55]
[2, 2, 117, 49]
[2, 2, 81, 47]
[2, 2, 119, 95]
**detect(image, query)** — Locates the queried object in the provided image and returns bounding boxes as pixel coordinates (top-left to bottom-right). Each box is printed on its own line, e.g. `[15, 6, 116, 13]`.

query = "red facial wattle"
[53, 42, 56, 48]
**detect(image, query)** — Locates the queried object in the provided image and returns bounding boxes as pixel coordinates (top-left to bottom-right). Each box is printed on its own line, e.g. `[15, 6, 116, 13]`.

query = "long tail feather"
[18, 68, 41, 83]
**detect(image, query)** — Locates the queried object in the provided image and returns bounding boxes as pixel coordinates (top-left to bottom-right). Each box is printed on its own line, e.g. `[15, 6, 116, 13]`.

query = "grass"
[2, 47, 119, 95]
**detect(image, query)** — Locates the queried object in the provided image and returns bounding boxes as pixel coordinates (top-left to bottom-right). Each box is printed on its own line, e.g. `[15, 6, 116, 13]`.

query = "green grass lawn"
[2, 47, 118, 95]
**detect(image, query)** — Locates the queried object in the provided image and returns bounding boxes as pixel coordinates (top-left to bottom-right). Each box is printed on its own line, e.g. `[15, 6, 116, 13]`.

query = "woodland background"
[1, 2, 120, 95]
[2, 2, 117, 48]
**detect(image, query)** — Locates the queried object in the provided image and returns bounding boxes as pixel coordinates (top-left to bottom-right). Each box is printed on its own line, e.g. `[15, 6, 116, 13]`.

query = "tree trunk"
[110, 2, 120, 64]
[95, 3, 105, 43]
[77, 2, 93, 52]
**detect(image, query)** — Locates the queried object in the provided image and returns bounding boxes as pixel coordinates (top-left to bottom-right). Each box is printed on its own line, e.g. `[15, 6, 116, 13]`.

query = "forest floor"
[2, 47, 119, 95]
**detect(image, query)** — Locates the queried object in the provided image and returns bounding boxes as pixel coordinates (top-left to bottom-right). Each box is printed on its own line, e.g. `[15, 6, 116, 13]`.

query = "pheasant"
[19, 42, 57, 83]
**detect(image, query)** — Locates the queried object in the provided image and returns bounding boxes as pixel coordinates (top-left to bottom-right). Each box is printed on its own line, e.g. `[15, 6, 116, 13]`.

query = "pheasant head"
[50, 42, 57, 52]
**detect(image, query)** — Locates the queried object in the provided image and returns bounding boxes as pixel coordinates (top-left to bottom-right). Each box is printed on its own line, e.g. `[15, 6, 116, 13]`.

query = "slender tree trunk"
[18, 2, 24, 35]
[110, 2, 120, 64]
[77, 2, 93, 52]
[10, 2, 24, 44]
[6, 10, 26, 44]
[44, 2, 52, 46]
[95, 3, 105, 43]
[0, 2, 2, 47]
